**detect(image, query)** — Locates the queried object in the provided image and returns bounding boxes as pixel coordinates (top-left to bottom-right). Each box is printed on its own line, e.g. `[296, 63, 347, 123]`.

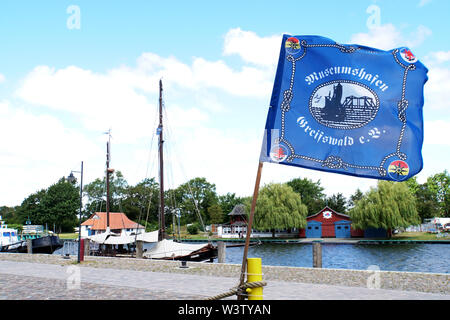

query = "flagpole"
[237, 161, 264, 300]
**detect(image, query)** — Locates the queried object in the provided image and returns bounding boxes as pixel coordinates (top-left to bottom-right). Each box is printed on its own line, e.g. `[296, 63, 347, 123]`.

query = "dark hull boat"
[0, 235, 63, 254]
[143, 239, 218, 262]
[162, 243, 218, 262]
[225, 241, 261, 248]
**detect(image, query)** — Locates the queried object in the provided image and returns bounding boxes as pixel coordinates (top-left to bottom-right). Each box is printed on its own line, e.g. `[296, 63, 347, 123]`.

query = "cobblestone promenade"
[0, 253, 448, 300]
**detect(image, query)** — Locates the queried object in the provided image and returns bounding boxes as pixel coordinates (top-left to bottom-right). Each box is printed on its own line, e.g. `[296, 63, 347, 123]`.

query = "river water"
[55, 241, 450, 274]
[218, 243, 450, 274]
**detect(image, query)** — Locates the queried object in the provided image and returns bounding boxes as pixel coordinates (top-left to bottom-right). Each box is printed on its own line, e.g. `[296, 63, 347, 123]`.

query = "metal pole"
[158, 79, 165, 241]
[106, 142, 110, 232]
[238, 161, 263, 300]
[77, 161, 83, 263]
[177, 210, 181, 241]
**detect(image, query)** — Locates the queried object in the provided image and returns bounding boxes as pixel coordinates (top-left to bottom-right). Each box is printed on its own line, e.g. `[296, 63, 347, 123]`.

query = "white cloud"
[418, 0, 432, 7]
[425, 51, 450, 65]
[7, 29, 280, 206]
[16, 52, 273, 118]
[424, 120, 450, 146]
[0, 100, 100, 206]
[424, 66, 450, 111]
[223, 28, 282, 68]
[422, 51, 450, 113]
[350, 24, 431, 50]
[0, 74, 5, 83]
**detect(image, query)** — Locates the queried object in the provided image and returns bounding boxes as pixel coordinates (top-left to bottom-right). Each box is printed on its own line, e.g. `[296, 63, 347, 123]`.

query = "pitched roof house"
[80, 212, 145, 237]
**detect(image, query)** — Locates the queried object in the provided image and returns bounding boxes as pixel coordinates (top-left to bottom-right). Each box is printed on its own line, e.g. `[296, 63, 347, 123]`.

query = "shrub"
[187, 224, 199, 235]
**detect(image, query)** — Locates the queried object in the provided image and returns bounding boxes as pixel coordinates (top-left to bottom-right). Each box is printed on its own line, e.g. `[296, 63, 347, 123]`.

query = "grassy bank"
[392, 231, 449, 241]
[58, 233, 78, 239]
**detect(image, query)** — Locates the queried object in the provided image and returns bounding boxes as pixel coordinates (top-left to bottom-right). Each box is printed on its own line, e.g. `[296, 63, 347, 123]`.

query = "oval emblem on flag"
[285, 37, 301, 54]
[270, 145, 288, 162]
[309, 80, 380, 129]
[399, 48, 417, 64]
[388, 160, 410, 180]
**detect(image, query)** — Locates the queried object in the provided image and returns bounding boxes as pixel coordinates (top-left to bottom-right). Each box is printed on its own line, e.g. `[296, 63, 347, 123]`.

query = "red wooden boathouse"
[299, 206, 364, 238]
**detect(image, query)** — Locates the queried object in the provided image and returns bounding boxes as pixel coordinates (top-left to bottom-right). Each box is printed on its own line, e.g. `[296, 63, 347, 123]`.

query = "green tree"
[287, 177, 326, 215]
[122, 178, 159, 224]
[404, 176, 440, 221]
[348, 188, 364, 209]
[208, 204, 224, 225]
[248, 183, 307, 238]
[41, 177, 79, 231]
[15, 178, 79, 232]
[326, 193, 347, 213]
[427, 170, 450, 217]
[15, 189, 47, 225]
[218, 192, 243, 222]
[349, 180, 420, 237]
[175, 177, 218, 227]
[83, 170, 128, 215]
[0, 206, 19, 224]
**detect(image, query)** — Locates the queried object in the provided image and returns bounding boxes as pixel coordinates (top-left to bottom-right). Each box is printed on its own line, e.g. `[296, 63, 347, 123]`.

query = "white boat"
[0, 216, 20, 247]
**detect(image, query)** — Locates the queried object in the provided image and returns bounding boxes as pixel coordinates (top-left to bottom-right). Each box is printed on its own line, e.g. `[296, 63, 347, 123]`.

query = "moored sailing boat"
[142, 80, 217, 261]
[87, 80, 217, 262]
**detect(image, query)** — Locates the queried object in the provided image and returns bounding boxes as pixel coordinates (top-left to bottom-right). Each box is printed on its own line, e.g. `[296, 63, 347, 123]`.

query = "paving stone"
[0, 253, 448, 300]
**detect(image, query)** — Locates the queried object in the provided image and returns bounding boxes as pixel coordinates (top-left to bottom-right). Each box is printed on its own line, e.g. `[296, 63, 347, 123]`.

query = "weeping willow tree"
[247, 183, 308, 238]
[349, 180, 420, 236]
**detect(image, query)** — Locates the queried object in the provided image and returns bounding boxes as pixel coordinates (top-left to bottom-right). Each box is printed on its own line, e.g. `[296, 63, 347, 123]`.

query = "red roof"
[306, 206, 350, 219]
[81, 212, 145, 231]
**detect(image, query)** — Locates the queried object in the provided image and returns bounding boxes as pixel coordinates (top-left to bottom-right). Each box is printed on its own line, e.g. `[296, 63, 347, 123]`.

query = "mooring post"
[79, 238, 85, 262]
[247, 257, 263, 300]
[313, 240, 322, 268]
[136, 240, 143, 259]
[218, 241, 226, 263]
[26, 239, 32, 254]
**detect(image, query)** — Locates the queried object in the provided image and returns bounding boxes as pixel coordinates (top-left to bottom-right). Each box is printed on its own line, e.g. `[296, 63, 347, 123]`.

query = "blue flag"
[260, 35, 428, 181]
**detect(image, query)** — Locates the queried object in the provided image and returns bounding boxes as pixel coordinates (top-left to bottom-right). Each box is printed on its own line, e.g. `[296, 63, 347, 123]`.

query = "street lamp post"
[68, 161, 83, 263]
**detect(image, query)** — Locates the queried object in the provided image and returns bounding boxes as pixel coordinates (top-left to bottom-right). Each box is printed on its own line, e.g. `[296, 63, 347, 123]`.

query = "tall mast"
[158, 79, 165, 241]
[105, 131, 114, 233]
[106, 139, 111, 232]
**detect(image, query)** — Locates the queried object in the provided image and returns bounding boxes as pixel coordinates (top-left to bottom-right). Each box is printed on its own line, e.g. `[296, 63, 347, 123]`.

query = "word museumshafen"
[305, 66, 389, 92]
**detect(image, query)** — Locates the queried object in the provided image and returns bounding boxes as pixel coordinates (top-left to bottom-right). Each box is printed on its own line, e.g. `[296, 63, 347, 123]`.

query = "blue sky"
[1, 0, 449, 206]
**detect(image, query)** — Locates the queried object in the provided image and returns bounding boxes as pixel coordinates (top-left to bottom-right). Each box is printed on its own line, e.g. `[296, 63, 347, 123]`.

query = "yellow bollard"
[246, 257, 263, 300]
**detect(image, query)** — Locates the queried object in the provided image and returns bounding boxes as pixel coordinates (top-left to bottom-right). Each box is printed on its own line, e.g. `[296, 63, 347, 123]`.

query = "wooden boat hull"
[226, 241, 261, 248]
[155, 243, 218, 262]
[0, 235, 63, 254]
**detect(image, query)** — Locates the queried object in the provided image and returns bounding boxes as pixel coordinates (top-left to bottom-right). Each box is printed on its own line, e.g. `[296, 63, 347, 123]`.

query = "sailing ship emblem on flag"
[309, 80, 380, 129]
[261, 35, 428, 181]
